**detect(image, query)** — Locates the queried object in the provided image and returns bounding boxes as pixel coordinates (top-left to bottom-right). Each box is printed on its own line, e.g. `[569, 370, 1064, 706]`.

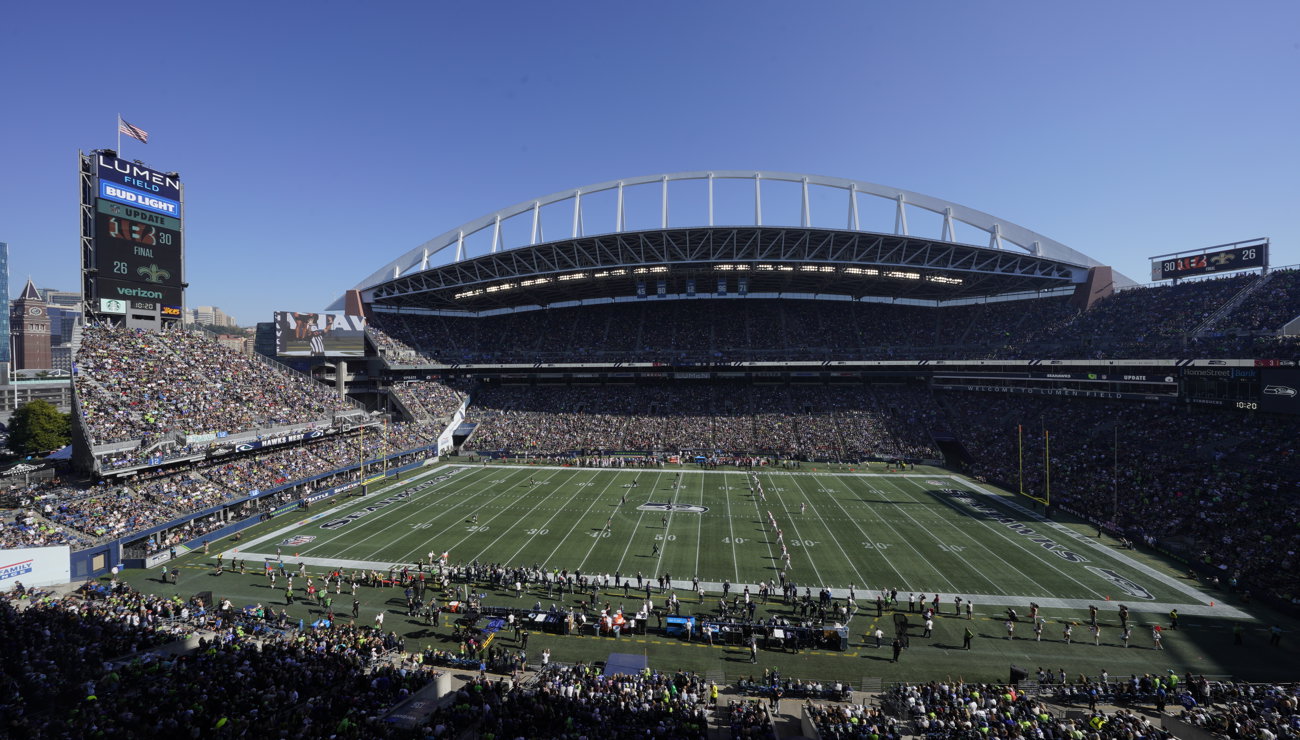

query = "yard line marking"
[745, 471, 780, 585]
[723, 472, 741, 584]
[502, 469, 618, 566]
[784, 473, 869, 591]
[765, 473, 828, 588]
[855, 475, 1006, 595]
[441, 468, 569, 562]
[651, 470, 686, 575]
[305, 466, 514, 560]
[959, 477, 1223, 607]
[462, 467, 578, 562]
[609, 480, 655, 576]
[880, 476, 1097, 598]
[804, 471, 957, 593]
[800, 475, 908, 592]
[237, 465, 462, 553]
[693, 471, 704, 581]
[571, 471, 664, 573]
[356, 467, 535, 561]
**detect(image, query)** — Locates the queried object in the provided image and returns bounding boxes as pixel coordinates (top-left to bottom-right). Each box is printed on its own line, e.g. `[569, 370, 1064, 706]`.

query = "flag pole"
[117, 113, 121, 154]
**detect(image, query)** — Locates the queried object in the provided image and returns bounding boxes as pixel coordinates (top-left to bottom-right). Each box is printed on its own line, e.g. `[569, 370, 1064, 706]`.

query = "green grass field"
[121, 462, 1296, 685]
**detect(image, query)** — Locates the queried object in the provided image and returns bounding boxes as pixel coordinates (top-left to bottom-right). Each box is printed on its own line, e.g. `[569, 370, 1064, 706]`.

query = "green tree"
[8, 399, 71, 455]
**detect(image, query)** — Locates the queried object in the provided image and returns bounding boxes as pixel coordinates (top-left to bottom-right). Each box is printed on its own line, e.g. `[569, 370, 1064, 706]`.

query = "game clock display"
[1151, 243, 1266, 281]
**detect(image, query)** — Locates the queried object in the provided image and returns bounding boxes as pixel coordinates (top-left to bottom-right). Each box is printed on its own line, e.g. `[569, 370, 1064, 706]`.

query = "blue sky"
[3, 1, 1298, 325]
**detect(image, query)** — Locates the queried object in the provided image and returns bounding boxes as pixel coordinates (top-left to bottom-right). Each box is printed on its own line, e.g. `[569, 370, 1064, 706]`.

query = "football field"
[233, 462, 1230, 619]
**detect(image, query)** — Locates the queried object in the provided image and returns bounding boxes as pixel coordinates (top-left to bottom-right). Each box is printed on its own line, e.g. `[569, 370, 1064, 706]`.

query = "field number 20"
[861, 542, 891, 549]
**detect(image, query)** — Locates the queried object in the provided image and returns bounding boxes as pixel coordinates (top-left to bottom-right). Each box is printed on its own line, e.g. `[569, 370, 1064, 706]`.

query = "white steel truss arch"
[346, 171, 1116, 299]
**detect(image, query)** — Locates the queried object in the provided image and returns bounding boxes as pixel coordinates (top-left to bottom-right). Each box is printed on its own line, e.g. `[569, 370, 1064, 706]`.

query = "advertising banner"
[0, 546, 71, 590]
[1259, 368, 1300, 415]
[99, 180, 180, 218]
[96, 153, 182, 202]
[96, 197, 182, 231]
[96, 278, 183, 310]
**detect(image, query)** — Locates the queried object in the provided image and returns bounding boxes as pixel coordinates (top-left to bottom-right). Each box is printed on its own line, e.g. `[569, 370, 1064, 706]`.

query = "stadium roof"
[336, 171, 1134, 312]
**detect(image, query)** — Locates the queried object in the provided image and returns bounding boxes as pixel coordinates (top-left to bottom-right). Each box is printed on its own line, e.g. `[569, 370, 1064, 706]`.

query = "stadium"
[5, 168, 1299, 739]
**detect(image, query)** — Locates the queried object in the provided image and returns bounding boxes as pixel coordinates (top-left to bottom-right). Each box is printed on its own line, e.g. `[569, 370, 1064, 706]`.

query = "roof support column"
[530, 202, 540, 245]
[989, 223, 1003, 250]
[800, 177, 810, 227]
[616, 183, 625, 233]
[708, 173, 715, 226]
[754, 173, 762, 226]
[848, 183, 860, 230]
[572, 191, 583, 238]
[661, 175, 669, 229]
[894, 194, 908, 236]
[942, 207, 955, 242]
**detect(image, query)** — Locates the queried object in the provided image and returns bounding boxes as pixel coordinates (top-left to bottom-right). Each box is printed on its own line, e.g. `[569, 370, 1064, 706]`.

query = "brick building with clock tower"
[11, 278, 52, 370]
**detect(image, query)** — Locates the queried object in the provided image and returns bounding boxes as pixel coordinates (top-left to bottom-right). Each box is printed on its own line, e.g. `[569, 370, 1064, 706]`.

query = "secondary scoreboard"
[1150, 239, 1267, 281]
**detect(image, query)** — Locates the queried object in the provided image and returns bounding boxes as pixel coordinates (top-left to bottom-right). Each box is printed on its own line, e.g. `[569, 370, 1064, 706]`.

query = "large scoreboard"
[1150, 239, 1268, 282]
[80, 152, 184, 324]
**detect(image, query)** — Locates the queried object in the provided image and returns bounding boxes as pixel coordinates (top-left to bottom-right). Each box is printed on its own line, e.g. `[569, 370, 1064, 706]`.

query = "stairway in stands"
[1192, 270, 1274, 337]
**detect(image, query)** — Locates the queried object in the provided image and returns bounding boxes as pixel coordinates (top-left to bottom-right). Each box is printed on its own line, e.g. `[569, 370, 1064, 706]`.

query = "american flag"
[118, 117, 149, 144]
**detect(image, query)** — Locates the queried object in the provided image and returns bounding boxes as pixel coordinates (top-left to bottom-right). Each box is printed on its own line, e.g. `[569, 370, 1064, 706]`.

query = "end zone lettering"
[941, 489, 1088, 563]
[319, 468, 465, 530]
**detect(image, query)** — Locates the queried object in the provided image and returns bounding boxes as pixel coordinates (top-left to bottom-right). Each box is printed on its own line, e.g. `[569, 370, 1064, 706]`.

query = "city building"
[10, 278, 51, 370]
[0, 243, 10, 375]
[43, 289, 83, 373]
[215, 333, 249, 354]
[188, 305, 238, 328]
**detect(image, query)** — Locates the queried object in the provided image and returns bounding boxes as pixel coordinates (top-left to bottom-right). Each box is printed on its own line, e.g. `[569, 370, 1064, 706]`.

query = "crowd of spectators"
[1, 421, 440, 552]
[367, 272, 1300, 364]
[1211, 268, 1300, 335]
[937, 391, 1300, 606]
[885, 680, 1168, 739]
[1175, 680, 1299, 739]
[805, 701, 901, 739]
[469, 664, 714, 738]
[75, 324, 360, 447]
[0, 581, 452, 739]
[1, 502, 90, 550]
[0, 576, 784, 739]
[466, 383, 938, 459]
[389, 378, 472, 422]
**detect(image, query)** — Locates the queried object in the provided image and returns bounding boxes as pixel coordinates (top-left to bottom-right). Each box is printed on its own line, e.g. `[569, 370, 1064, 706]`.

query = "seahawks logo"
[638, 503, 709, 514]
[280, 535, 316, 546]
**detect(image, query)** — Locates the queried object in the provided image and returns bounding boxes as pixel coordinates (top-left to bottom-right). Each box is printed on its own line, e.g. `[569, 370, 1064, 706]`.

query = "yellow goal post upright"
[1016, 424, 1051, 507]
